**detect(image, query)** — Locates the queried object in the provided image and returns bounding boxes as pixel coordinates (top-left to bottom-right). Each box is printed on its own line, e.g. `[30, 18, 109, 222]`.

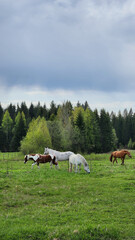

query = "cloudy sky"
[0, 0, 135, 112]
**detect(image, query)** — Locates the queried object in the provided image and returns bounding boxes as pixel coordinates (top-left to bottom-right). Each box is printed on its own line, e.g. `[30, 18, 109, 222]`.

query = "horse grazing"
[69, 154, 90, 173]
[44, 147, 74, 162]
[110, 150, 132, 165]
[24, 154, 58, 169]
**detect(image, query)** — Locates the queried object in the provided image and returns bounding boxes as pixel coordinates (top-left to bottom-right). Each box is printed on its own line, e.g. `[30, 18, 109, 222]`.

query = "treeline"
[0, 101, 134, 153]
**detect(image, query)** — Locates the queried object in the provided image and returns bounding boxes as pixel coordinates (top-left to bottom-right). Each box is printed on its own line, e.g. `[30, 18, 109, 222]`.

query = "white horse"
[44, 147, 74, 162]
[69, 154, 90, 173]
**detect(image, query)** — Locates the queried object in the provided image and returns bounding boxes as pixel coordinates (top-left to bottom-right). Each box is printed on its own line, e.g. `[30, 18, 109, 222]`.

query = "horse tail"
[110, 153, 113, 162]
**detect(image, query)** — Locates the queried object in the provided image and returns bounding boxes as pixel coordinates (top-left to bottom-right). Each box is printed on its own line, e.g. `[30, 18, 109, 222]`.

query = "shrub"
[20, 116, 52, 154]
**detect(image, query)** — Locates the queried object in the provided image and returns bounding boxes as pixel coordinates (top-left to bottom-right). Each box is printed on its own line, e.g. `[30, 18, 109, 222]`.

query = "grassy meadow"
[0, 151, 135, 240]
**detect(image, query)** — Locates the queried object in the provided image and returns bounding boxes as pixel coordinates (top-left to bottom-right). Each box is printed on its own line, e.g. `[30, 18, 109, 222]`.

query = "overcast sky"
[0, 0, 135, 112]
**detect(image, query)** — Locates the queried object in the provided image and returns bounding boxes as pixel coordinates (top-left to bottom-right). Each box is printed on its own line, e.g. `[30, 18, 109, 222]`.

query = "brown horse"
[24, 154, 58, 169]
[110, 150, 132, 165]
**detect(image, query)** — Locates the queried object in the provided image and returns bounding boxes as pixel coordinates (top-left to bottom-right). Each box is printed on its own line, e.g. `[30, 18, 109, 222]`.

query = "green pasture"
[0, 152, 135, 240]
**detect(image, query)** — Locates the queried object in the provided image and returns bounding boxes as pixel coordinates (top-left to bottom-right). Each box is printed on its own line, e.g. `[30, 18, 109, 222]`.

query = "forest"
[0, 100, 135, 154]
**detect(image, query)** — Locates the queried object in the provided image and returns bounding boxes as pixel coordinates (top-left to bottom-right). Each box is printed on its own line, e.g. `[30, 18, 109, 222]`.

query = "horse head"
[44, 147, 49, 155]
[24, 155, 29, 163]
[127, 151, 132, 158]
[24, 154, 39, 163]
[84, 162, 90, 173]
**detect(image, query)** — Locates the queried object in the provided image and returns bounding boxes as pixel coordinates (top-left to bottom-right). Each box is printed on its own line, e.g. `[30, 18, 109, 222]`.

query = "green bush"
[20, 116, 52, 154]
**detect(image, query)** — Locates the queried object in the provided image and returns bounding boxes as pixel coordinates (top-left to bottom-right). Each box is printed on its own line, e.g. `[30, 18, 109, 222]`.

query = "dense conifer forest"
[0, 101, 135, 153]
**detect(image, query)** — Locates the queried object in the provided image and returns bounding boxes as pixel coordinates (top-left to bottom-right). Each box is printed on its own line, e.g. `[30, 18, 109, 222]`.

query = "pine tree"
[82, 101, 89, 110]
[123, 109, 130, 146]
[132, 113, 135, 142]
[1, 110, 13, 151]
[0, 126, 6, 151]
[42, 104, 48, 119]
[48, 101, 58, 119]
[56, 101, 73, 150]
[20, 102, 29, 119]
[84, 108, 94, 153]
[93, 110, 101, 153]
[0, 103, 3, 125]
[111, 128, 118, 150]
[128, 138, 133, 149]
[47, 120, 62, 151]
[11, 112, 27, 151]
[100, 109, 113, 152]
[72, 107, 86, 152]
[6, 104, 16, 121]
[29, 103, 35, 120]
[117, 111, 124, 147]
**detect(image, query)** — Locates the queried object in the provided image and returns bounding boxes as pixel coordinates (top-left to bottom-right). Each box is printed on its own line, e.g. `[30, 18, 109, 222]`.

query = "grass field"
[0, 152, 135, 240]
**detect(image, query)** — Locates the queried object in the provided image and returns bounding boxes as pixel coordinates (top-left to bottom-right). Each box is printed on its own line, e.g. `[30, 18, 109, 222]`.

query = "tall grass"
[0, 152, 135, 239]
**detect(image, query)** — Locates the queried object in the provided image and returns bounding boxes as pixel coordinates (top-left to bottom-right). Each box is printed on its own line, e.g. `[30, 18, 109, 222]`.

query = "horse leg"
[69, 163, 72, 172]
[113, 157, 116, 164]
[50, 161, 52, 169]
[31, 162, 37, 169]
[123, 156, 125, 165]
[114, 157, 118, 164]
[121, 157, 124, 165]
[75, 164, 78, 173]
[79, 164, 81, 173]
[55, 163, 59, 169]
[71, 163, 73, 172]
[55, 160, 59, 169]
[37, 163, 40, 169]
[55, 158, 59, 169]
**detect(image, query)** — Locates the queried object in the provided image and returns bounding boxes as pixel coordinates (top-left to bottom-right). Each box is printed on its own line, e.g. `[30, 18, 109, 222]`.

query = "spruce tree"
[100, 109, 113, 152]
[1, 110, 13, 151]
[20, 102, 29, 119]
[117, 111, 124, 147]
[72, 107, 86, 152]
[6, 104, 16, 121]
[48, 101, 58, 119]
[47, 120, 62, 151]
[11, 112, 27, 151]
[29, 103, 35, 119]
[0, 103, 3, 125]
[93, 110, 101, 153]
[84, 108, 94, 153]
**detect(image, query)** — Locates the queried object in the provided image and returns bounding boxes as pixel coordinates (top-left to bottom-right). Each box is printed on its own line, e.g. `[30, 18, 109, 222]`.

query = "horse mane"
[45, 148, 61, 154]
[77, 154, 88, 166]
[121, 149, 128, 152]
[45, 147, 73, 154]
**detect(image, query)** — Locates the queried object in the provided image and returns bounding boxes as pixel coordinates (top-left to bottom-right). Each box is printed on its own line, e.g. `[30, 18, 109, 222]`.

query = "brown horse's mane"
[120, 149, 129, 152]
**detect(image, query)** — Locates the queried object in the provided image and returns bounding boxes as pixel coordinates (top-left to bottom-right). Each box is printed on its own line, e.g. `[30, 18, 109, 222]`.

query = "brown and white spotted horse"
[24, 154, 58, 169]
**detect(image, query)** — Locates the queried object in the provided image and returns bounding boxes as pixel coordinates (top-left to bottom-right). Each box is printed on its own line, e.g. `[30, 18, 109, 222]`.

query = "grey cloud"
[0, 0, 135, 93]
